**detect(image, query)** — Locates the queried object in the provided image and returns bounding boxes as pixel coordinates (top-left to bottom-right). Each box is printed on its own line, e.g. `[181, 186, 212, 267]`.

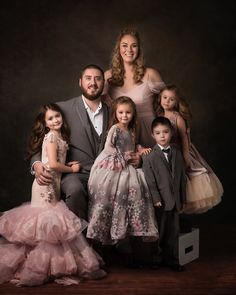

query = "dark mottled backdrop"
[0, 0, 235, 224]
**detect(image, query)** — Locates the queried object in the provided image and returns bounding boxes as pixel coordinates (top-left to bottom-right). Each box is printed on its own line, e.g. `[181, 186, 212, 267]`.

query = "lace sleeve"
[44, 132, 58, 144]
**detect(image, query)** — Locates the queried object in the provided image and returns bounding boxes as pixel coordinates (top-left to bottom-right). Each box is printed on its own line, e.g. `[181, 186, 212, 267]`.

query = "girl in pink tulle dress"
[0, 103, 106, 286]
[157, 85, 223, 214]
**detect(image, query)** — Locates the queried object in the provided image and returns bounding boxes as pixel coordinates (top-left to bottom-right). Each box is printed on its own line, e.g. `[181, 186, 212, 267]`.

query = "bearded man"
[31, 65, 109, 220]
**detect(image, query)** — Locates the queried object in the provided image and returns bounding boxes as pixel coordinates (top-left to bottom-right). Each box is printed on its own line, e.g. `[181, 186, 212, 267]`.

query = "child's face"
[152, 124, 172, 147]
[116, 103, 134, 127]
[160, 90, 176, 111]
[45, 109, 63, 132]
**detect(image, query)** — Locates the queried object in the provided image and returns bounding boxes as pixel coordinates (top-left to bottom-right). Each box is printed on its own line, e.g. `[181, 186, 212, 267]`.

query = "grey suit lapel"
[154, 145, 172, 174]
[99, 102, 108, 154]
[170, 147, 176, 178]
[75, 97, 95, 152]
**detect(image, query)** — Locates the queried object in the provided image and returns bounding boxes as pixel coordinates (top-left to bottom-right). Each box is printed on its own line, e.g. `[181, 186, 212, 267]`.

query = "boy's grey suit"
[143, 144, 186, 211]
[31, 96, 109, 220]
[143, 144, 186, 265]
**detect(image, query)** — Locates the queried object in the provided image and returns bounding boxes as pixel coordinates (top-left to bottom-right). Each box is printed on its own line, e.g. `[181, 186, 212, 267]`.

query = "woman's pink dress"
[104, 79, 165, 148]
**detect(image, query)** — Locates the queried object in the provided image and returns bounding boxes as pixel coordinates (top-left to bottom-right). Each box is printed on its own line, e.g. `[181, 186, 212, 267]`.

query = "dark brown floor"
[0, 224, 236, 295]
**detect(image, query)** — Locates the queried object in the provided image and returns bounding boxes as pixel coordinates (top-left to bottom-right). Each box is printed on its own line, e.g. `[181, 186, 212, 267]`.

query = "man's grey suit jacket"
[31, 96, 109, 175]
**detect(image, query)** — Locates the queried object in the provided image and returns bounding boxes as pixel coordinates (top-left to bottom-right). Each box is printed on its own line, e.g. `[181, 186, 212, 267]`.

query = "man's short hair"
[80, 64, 104, 78]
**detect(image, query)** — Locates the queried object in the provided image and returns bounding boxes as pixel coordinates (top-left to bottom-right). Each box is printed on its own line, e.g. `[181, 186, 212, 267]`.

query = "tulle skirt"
[0, 201, 105, 286]
[184, 144, 223, 214]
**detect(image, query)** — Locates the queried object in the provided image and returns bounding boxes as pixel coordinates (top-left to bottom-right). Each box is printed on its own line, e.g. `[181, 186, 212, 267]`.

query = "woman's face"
[119, 34, 139, 64]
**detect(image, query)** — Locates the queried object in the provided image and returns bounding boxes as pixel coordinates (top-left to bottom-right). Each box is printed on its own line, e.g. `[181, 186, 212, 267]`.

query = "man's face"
[79, 68, 104, 101]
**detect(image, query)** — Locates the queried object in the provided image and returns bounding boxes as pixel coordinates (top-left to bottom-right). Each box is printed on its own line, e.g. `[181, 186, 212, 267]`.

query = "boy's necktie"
[162, 148, 172, 170]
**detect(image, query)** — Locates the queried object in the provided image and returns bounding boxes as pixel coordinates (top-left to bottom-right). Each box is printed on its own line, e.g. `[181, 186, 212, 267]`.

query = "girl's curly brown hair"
[27, 103, 70, 159]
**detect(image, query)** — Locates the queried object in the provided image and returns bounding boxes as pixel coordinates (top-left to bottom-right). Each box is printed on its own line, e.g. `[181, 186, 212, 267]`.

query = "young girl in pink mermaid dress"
[157, 85, 223, 214]
[0, 103, 106, 286]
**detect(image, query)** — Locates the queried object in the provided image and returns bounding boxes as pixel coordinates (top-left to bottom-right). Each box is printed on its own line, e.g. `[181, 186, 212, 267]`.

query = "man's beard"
[80, 84, 103, 101]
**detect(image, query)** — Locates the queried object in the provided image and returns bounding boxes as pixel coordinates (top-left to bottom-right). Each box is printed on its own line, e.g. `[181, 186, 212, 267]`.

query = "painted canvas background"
[0, 0, 234, 224]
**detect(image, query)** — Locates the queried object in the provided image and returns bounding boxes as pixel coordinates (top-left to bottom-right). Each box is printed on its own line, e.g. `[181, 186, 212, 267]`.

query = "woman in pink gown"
[104, 28, 165, 148]
[0, 103, 106, 286]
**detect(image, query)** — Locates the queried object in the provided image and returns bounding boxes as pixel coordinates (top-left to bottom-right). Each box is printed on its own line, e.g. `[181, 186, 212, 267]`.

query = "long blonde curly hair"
[156, 85, 192, 127]
[108, 28, 146, 86]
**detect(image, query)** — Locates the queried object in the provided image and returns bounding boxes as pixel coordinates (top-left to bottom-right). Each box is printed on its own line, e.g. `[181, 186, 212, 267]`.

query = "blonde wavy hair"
[108, 28, 146, 86]
[156, 85, 192, 127]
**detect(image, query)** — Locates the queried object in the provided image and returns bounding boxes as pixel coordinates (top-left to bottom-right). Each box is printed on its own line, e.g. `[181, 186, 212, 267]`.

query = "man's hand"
[34, 162, 52, 185]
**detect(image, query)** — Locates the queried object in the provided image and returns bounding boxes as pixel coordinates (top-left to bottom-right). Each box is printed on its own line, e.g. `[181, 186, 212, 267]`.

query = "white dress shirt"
[158, 144, 171, 162]
[82, 95, 103, 136]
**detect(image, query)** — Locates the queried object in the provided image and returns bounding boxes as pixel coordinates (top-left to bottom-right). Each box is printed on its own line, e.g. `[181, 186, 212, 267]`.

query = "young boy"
[143, 116, 186, 271]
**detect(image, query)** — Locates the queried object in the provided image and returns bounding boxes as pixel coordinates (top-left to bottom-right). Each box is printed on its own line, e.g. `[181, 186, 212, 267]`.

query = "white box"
[178, 228, 199, 265]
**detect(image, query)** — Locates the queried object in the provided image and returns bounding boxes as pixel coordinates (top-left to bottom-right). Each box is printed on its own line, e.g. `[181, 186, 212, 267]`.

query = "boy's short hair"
[151, 116, 173, 132]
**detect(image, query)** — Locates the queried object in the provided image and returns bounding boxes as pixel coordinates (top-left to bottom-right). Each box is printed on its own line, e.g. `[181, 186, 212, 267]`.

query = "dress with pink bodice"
[0, 132, 105, 286]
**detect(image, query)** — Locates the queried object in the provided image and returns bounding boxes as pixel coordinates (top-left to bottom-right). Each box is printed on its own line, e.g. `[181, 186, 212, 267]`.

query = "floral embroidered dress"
[0, 132, 105, 286]
[87, 125, 158, 245]
[169, 112, 223, 214]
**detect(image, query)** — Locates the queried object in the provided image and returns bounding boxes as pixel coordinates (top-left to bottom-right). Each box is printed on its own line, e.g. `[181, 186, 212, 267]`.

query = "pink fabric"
[105, 80, 165, 148]
[169, 112, 223, 213]
[0, 131, 105, 286]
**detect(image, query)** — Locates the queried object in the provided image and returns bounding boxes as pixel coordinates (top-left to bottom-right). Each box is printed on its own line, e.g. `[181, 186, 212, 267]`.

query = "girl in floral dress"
[87, 96, 158, 245]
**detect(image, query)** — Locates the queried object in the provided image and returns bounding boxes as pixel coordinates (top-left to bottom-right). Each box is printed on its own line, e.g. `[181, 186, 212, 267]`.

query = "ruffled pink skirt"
[0, 201, 105, 286]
